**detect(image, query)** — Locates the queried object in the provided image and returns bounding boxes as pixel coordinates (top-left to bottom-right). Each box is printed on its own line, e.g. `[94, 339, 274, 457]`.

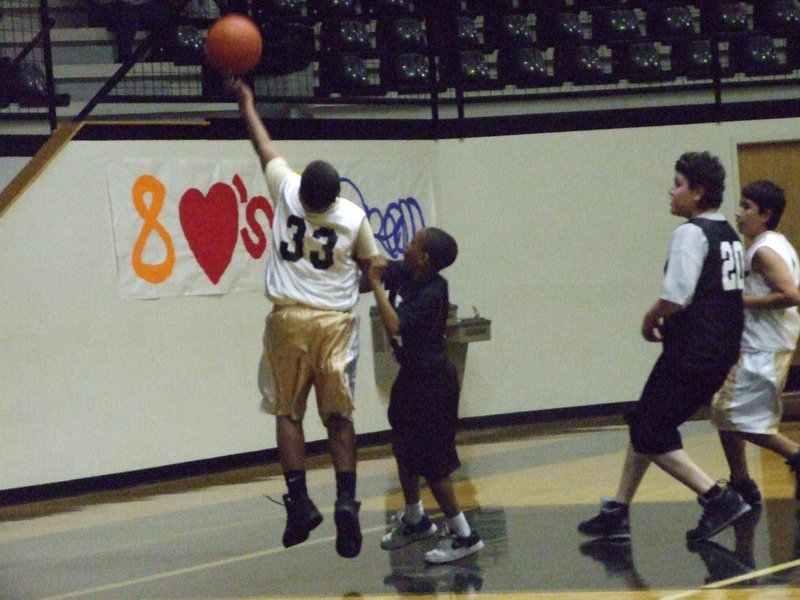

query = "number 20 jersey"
[660, 217, 745, 370]
[265, 157, 377, 311]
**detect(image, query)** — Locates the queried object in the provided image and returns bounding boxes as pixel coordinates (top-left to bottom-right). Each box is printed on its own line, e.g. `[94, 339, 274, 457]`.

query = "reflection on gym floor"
[3, 418, 800, 599]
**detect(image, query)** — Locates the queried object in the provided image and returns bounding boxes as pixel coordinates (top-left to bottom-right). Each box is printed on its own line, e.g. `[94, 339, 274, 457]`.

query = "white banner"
[107, 151, 436, 299]
[338, 151, 435, 260]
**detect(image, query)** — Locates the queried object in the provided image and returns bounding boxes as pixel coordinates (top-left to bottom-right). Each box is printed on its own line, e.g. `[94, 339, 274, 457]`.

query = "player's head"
[422, 227, 458, 273]
[404, 227, 458, 276]
[675, 151, 726, 210]
[742, 179, 786, 230]
[300, 160, 340, 212]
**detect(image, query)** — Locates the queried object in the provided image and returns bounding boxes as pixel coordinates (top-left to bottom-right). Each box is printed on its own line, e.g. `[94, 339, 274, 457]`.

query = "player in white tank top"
[711, 180, 800, 504]
[740, 230, 800, 353]
[233, 78, 385, 559]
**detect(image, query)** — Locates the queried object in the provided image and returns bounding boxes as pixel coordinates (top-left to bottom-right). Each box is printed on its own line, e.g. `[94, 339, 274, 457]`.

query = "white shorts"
[710, 350, 793, 435]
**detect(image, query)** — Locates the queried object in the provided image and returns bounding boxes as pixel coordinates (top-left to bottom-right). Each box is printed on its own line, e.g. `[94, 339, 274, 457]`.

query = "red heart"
[179, 183, 239, 285]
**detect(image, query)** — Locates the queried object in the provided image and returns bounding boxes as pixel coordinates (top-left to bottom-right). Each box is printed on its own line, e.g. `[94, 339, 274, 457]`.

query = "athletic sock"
[404, 500, 424, 524]
[336, 471, 356, 500]
[447, 512, 471, 538]
[285, 470, 307, 498]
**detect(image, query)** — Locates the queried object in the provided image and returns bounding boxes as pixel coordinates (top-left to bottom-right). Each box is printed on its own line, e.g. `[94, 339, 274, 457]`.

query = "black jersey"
[660, 217, 745, 370]
[384, 260, 449, 370]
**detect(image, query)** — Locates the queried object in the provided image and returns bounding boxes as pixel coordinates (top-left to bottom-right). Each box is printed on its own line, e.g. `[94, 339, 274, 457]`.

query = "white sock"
[404, 500, 424, 524]
[447, 512, 471, 538]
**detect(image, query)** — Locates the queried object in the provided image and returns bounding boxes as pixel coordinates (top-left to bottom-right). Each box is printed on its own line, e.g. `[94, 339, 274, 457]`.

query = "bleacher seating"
[1, 0, 800, 132]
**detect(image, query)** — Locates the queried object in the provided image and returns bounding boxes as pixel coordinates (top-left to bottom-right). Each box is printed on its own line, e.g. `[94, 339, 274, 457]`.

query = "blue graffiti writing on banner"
[340, 177, 426, 259]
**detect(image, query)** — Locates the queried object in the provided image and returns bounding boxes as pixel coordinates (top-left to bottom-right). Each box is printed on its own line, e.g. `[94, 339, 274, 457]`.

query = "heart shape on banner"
[179, 183, 239, 285]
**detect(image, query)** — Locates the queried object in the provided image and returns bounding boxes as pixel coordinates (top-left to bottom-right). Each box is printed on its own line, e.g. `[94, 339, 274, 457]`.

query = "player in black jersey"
[365, 228, 484, 564]
[579, 151, 751, 543]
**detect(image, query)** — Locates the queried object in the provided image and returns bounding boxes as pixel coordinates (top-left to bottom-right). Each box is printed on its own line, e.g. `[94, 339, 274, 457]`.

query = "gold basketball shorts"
[258, 305, 359, 424]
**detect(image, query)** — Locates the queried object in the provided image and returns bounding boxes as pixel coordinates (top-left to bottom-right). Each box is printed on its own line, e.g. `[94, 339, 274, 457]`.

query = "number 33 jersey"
[264, 157, 378, 311]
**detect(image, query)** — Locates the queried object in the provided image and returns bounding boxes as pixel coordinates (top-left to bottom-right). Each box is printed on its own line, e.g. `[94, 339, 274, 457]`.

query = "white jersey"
[741, 230, 800, 352]
[265, 158, 378, 311]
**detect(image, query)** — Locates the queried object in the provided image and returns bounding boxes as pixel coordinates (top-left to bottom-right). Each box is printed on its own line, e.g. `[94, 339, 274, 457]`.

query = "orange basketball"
[205, 14, 263, 75]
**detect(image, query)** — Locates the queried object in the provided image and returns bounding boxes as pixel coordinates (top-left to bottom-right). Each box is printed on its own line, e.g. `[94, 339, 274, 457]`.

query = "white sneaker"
[380, 511, 437, 550]
[424, 529, 484, 564]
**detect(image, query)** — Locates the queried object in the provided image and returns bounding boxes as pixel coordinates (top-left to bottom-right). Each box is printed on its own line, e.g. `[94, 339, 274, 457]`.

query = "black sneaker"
[786, 452, 800, 499]
[578, 498, 631, 539]
[282, 493, 323, 548]
[334, 496, 363, 558]
[729, 478, 762, 506]
[686, 487, 751, 542]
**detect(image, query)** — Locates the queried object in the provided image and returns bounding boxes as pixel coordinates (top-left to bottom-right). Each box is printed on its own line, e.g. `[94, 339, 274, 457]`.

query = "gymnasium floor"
[3, 417, 800, 600]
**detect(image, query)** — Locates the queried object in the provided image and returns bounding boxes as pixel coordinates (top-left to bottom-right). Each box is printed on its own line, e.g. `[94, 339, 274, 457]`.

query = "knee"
[628, 423, 653, 454]
[277, 414, 304, 435]
[325, 414, 354, 436]
[628, 419, 681, 455]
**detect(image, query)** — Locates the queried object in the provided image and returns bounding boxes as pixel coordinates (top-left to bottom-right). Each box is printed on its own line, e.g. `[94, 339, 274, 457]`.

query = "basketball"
[205, 14, 263, 75]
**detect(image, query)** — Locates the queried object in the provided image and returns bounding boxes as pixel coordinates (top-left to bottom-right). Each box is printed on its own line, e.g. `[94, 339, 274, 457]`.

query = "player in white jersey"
[233, 78, 384, 559]
[712, 180, 800, 504]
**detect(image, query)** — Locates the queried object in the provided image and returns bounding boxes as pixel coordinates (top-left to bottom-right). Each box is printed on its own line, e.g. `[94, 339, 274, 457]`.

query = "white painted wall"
[2, 118, 800, 491]
[0, 157, 29, 191]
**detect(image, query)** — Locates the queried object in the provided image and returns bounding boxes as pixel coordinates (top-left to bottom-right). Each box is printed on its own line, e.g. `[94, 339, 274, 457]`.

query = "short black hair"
[299, 160, 340, 211]
[742, 179, 786, 230]
[423, 227, 458, 273]
[675, 151, 726, 210]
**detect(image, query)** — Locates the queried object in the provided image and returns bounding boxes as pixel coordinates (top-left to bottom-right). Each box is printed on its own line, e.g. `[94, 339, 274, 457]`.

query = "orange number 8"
[131, 175, 175, 284]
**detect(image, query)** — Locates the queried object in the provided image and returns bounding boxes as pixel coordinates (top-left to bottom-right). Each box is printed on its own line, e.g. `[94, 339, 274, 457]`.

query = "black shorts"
[625, 352, 730, 455]
[389, 362, 461, 481]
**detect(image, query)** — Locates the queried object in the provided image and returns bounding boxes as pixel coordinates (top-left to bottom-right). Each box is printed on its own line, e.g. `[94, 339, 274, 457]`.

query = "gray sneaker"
[424, 529, 484, 564]
[381, 511, 437, 550]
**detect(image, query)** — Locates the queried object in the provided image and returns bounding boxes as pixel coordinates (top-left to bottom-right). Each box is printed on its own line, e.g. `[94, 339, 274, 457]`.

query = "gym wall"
[2, 116, 799, 494]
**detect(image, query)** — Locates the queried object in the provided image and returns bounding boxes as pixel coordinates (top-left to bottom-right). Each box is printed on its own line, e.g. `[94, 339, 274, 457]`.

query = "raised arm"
[746, 246, 800, 309]
[231, 78, 281, 170]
